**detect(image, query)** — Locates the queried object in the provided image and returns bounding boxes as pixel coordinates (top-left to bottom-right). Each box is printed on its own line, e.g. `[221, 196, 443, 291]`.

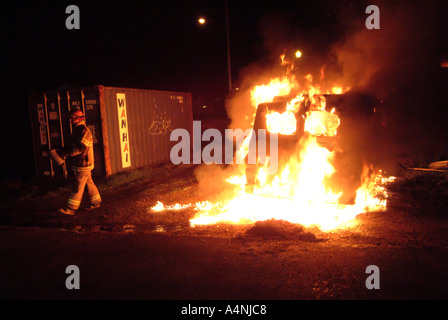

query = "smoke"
[192, 0, 445, 208]
[194, 0, 445, 195]
[331, 1, 440, 96]
[194, 163, 240, 201]
[330, 0, 446, 169]
[225, 0, 339, 132]
[224, 0, 446, 173]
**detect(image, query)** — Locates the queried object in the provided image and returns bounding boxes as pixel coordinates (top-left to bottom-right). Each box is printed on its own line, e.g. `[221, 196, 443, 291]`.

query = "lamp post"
[225, 0, 232, 92]
[197, 0, 232, 93]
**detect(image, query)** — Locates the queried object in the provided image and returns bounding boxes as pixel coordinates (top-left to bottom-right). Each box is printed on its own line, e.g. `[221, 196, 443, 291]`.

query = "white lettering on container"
[116, 93, 131, 168]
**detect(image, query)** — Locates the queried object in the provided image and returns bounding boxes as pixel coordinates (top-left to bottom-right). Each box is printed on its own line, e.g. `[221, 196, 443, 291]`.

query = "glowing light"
[295, 50, 302, 58]
[304, 111, 340, 137]
[332, 86, 343, 94]
[266, 110, 297, 135]
[250, 76, 297, 109]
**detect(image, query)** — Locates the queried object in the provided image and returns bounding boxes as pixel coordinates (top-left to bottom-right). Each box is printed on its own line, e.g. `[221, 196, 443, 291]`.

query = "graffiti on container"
[149, 112, 173, 135]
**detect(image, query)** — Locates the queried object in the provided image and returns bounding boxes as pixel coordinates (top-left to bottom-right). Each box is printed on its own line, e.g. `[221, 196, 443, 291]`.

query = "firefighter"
[54, 110, 102, 215]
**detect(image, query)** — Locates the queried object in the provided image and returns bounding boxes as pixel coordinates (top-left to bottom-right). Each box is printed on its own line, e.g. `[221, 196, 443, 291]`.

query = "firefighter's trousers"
[66, 170, 101, 210]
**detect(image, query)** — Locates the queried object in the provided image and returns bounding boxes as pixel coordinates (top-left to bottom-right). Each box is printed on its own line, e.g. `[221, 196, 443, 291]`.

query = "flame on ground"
[151, 133, 395, 232]
[185, 136, 395, 231]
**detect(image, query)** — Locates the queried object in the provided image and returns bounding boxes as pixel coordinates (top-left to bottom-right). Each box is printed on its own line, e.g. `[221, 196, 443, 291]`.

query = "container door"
[45, 92, 68, 178]
[82, 88, 105, 177]
[63, 88, 106, 178]
[29, 88, 107, 180]
[29, 92, 66, 179]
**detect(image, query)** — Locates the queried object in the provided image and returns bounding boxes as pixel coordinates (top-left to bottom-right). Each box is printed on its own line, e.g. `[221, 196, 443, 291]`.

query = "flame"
[266, 110, 297, 135]
[184, 135, 394, 231]
[151, 52, 395, 232]
[331, 86, 343, 94]
[151, 133, 394, 232]
[152, 201, 192, 212]
[304, 111, 340, 136]
[250, 76, 297, 109]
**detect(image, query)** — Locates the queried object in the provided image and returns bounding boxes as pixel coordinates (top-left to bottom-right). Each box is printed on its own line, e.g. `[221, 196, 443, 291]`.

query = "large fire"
[152, 53, 395, 231]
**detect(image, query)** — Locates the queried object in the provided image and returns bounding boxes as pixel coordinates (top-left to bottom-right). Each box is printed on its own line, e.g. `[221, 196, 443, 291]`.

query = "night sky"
[1, 0, 447, 180]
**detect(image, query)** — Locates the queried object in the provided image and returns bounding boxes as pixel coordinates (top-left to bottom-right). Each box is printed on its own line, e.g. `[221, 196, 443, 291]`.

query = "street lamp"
[225, 0, 232, 92]
[196, 0, 232, 93]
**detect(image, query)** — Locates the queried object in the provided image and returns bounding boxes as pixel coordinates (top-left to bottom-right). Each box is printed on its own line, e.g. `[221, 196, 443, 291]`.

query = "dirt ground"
[0, 163, 447, 303]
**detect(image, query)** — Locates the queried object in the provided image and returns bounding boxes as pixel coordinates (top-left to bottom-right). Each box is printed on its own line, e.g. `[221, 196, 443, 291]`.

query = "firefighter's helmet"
[69, 110, 85, 124]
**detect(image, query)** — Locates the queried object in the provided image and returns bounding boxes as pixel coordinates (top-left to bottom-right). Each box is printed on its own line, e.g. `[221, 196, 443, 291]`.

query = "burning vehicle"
[152, 89, 392, 231]
[244, 93, 342, 195]
[243, 90, 379, 206]
[152, 54, 395, 231]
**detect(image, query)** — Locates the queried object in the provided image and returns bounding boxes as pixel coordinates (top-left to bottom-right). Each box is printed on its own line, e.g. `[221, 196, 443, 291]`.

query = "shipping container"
[28, 85, 193, 179]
